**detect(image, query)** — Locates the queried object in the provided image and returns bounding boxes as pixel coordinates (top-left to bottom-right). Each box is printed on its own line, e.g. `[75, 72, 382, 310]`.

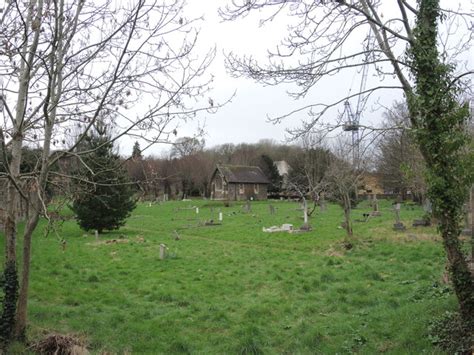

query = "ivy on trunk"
[407, 0, 474, 324]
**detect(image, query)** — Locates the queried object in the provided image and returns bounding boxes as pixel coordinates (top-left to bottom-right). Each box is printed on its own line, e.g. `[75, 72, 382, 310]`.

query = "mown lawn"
[1, 199, 458, 353]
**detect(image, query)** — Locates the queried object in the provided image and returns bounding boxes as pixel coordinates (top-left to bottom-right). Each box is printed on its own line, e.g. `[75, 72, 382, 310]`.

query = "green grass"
[0, 198, 457, 353]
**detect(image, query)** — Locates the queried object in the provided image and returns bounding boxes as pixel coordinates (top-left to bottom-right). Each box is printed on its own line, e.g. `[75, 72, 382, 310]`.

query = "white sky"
[121, 1, 472, 157]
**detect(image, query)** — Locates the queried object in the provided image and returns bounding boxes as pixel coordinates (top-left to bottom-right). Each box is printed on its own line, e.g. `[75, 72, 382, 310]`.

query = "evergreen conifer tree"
[259, 154, 281, 194]
[132, 141, 142, 160]
[71, 127, 136, 233]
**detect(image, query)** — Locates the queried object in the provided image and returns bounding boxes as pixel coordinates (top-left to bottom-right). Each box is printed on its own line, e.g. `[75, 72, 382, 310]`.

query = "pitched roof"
[216, 165, 270, 184]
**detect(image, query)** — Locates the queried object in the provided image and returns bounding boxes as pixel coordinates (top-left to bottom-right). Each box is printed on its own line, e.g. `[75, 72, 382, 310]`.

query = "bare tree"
[221, 0, 474, 323]
[324, 139, 363, 246]
[0, 0, 220, 342]
[170, 137, 206, 159]
[376, 101, 426, 201]
[287, 133, 331, 216]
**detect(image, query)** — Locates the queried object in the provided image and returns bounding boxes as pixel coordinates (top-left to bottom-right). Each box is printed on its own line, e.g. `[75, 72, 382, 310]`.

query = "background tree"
[71, 126, 136, 233]
[132, 142, 143, 161]
[126, 141, 147, 195]
[324, 139, 363, 246]
[376, 102, 426, 201]
[0, 0, 218, 343]
[287, 134, 332, 215]
[258, 154, 281, 195]
[221, 0, 474, 324]
[170, 137, 206, 198]
[170, 137, 206, 159]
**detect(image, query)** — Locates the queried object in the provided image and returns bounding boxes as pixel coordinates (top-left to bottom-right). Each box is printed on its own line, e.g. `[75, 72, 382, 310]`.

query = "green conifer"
[71, 127, 136, 233]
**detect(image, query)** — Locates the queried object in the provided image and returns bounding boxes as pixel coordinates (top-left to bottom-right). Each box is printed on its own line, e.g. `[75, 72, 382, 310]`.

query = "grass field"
[1, 199, 458, 353]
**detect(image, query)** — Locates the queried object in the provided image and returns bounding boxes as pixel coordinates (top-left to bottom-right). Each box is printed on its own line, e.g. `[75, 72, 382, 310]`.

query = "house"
[210, 165, 270, 201]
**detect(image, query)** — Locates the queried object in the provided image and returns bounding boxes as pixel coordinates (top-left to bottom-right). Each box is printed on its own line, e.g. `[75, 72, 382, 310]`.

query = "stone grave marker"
[423, 198, 433, 215]
[319, 200, 327, 212]
[269, 204, 275, 215]
[393, 203, 406, 231]
[159, 244, 167, 260]
[243, 200, 251, 213]
[370, 194, 381, 216]
[413, 198, 432, 227]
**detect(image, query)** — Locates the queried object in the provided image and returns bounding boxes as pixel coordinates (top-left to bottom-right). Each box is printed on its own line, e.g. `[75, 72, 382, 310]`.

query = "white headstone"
[159, 244, 167, 260]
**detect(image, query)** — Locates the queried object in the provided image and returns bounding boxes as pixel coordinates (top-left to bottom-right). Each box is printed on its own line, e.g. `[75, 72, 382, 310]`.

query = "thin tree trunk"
[1, 0, 43, 342]
[470, 186, 474, 263]
[439, 213, 474, 323]
[405, 0, 474, 324]
[13, 210, 40, 340]
[343, 194, 353, 240]
[303, 198, 308, 225]
[1, 124, 23, 347]
[4, 145, 21, 263]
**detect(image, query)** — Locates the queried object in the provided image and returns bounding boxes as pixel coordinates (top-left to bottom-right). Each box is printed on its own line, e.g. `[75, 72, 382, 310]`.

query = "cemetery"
[0, 197, 468, 353]
[0, 0, 473, 353]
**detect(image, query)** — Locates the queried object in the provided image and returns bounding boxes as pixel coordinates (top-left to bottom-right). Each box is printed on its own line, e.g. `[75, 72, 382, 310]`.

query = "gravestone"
[423, 198, 433, 215]
[269, 204, 275, 215]
[319, 200, 327, 212]
[159, 244, 167, 260]
[319, 192, 327, 212]
[413, 198, 432, 227]
[393, 203, 406, 231]
[243, 200, 251, 213]
[173, 230, 180, 240]
[370, 194, 381, 216]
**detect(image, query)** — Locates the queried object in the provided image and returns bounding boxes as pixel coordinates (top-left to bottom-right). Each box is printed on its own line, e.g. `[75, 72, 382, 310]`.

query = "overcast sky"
[122, 1, 472, 157]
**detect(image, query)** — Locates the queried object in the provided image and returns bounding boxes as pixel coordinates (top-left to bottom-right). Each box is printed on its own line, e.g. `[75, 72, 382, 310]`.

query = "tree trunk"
[405, 0, 474, 325]
[439, 213, 474, 323]
[470, 186, 474, 263]
[0, 260, 18, 347]
[1, 0, 42, 343]
[1, 137, 23, 345]
[343, 194, 353, 240]
[14, 210, 40, 340]
[4, 137, 22, 263]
